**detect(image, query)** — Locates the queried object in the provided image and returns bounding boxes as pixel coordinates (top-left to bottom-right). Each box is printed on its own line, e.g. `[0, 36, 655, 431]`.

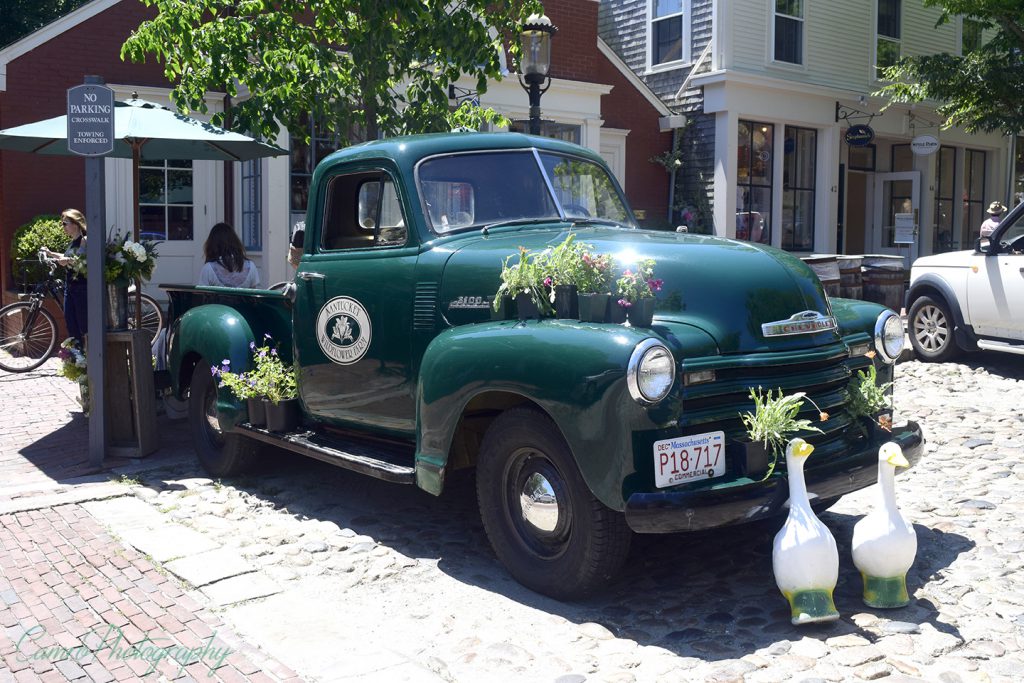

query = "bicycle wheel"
[127, 293, 164, 344]
[0, 303, 58, 373]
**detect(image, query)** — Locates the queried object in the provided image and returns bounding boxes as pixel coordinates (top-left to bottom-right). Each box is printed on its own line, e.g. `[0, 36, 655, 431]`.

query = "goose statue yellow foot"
[852, 442, 916, 608]
[772, 438, 840, 625]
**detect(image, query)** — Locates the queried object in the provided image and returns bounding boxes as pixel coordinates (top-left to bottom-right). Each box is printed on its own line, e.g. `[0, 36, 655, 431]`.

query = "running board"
[234, 423, 416, 484]
[977, 340, 1024, 355]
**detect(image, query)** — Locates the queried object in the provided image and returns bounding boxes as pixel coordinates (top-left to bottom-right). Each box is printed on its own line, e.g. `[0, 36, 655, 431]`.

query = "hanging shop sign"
[910, 134, 940, 156]
[844, 124, 875, 147]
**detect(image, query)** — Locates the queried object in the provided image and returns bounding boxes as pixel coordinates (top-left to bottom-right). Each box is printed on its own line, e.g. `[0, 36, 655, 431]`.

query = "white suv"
[906, 202, 1024, 361]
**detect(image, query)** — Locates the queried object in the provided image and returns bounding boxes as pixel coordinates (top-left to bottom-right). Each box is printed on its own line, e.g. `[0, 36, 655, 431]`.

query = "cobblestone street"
[1, 352, 1023, 682]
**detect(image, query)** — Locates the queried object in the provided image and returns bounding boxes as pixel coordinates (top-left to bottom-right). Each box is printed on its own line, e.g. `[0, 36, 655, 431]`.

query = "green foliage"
[876, 0, 1024, 134]
[0, 0, 90, 47]
[616, 258, 662, 304]
[541, 234, 615, 295]
[11, 215, 67, 286]
[493, 246, 552, 314]
[741, 388, 824, 457]
[213, 337, 298, 404]
[121, 0, 542, 145]
[847, 364, 894, 420]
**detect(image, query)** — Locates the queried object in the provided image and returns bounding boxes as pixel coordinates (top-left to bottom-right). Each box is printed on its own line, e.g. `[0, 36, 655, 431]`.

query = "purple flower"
[264, 333, 272, 340]
[210, 365, 219, 376]
[618, 298, 632, 308]
[221, 358, 230, 365]
[543, 276, 552, 287]
[249, 341, 256, 350]
[271, 348, 278, 356]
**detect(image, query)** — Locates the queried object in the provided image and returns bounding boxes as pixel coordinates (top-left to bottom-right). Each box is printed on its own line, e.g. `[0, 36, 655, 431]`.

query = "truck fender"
[169, 304, 257, 422]
[414, 321, 658, 509]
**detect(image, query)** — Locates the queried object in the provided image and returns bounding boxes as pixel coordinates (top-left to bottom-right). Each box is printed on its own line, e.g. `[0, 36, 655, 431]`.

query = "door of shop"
[872, 171, 920, 265]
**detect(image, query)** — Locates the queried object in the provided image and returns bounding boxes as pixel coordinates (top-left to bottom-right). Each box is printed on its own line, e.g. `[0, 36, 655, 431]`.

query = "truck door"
[292, 167, 419, 436]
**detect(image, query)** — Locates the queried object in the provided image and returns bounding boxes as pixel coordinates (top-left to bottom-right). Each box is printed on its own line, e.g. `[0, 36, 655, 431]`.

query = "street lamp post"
[519, 14, 558, 136]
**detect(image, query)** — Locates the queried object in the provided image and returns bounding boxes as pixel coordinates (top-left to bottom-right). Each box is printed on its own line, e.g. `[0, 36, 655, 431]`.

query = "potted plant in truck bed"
[212, 356, 265, 427]
[250, 336, 300, 432]
[542, 234, 615, 322]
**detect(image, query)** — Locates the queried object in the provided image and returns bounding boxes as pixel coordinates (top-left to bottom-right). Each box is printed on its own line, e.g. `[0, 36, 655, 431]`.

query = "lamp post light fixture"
[519, 13, 558, 136]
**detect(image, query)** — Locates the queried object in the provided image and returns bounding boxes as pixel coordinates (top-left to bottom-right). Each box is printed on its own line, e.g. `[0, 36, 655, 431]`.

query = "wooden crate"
[104, 330, 158, 458]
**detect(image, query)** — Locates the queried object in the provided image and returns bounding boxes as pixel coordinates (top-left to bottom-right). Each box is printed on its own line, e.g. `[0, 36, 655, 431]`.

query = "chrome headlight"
[874, 311, 905, 364]
[627, 339, 676, 405]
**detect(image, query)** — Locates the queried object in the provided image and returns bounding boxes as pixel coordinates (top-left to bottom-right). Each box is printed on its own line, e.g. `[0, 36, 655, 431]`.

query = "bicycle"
[0, 252, 164, 373]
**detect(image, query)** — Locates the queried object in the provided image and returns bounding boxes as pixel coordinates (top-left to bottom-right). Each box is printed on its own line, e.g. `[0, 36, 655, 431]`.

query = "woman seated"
[197, 222, 261, 288]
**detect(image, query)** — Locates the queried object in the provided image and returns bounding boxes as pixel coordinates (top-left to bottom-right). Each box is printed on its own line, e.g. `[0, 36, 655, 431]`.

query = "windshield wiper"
[481, 217, 563, 234]
[569, 217, 634, 229]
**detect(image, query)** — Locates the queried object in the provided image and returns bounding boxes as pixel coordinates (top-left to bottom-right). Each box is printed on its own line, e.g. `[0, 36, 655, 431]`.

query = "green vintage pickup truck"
[163, 132, 923, 599]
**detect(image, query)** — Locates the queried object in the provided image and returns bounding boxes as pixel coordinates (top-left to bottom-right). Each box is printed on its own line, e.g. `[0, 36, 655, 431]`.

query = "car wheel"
[187, 360, 258, 477]
[476, 407, 632, 600]
[908, 295, 961, 362]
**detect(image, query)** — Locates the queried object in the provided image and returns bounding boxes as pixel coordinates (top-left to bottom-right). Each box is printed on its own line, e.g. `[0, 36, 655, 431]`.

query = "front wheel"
[476, 407, 632, 600]
[0, 303, 58, 373]
[908, 295, 960, 362]
[187, 360, 258, 476]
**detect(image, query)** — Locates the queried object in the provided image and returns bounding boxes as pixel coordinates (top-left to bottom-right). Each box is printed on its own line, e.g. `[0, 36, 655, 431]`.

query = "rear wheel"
[908, 295, 960, 362]
[187, 360, 258, 476]
[476, 407, 632, 600]
[0, 303, 58, 373]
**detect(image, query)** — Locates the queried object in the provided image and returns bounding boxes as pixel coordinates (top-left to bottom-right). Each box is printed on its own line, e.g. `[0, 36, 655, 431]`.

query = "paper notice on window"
[894, 213, 916, 244]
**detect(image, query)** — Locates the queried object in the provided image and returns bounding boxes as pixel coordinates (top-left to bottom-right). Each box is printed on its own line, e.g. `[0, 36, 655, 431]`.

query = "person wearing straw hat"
[980, 201, 1006, 238]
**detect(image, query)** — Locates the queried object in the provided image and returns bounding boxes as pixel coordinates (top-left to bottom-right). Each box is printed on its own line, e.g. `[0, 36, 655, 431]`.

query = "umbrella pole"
[132, 141, 142, 329]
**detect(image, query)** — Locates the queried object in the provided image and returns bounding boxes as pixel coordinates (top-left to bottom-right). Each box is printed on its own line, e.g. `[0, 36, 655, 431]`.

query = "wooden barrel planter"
[861, 254, 906, 311]
[801, 254, 841, 297]
[837, 255, 863, 300]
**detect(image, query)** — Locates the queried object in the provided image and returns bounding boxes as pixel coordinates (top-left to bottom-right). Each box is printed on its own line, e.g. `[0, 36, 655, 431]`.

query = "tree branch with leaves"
[121, 0, 542, 145]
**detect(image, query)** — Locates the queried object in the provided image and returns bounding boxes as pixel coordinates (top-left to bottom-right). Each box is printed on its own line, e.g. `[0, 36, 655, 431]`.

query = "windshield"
[417, 150, 632, 233]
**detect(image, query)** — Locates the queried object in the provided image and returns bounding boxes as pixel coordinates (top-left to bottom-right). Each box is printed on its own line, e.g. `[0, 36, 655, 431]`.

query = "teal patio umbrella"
[0, 96, 286, 241]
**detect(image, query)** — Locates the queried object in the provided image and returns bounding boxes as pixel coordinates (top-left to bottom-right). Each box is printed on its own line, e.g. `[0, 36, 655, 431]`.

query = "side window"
[321, 172, 407, 250]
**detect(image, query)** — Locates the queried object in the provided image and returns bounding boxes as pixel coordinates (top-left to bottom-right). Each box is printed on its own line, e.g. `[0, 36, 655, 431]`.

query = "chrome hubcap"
[520, 472, 559, 533]
[913, 305, 949, 352]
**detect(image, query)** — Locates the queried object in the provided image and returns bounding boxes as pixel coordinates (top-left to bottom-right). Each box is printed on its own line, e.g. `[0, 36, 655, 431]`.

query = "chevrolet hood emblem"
[761, 310, 837, 337]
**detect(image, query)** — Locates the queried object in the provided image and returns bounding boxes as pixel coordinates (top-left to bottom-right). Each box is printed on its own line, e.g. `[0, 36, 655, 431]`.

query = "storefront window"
[934, 146, 956, 252]
[737, 120, 773, 244]
[139, 159, 193, 241]
[782, 126, 816, 251]
[891, 144, 912, 172]
[960, 149, 986, 248]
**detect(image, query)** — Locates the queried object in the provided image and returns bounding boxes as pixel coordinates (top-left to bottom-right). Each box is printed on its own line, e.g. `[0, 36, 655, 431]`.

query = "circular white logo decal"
[316, 296, 372, 365]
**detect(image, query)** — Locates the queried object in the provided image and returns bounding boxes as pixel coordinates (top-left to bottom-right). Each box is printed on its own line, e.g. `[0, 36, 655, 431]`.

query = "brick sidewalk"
[0, 363, 303, 682]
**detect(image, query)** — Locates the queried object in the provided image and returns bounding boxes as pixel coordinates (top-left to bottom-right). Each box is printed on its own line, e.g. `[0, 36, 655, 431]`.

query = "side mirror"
[976, 236, 993, 255]
[675, 225, 688, 233]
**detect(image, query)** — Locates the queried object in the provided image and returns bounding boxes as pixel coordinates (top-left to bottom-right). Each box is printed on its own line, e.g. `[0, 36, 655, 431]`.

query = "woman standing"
[197, 222, 261, 288]
[40, 209, 88, 344]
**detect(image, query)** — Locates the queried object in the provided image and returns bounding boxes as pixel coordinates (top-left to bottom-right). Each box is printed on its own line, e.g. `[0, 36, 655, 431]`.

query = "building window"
[891, 144, 912, 172]
[508, 120, 581, 144]
[651, 0, 686, 66]
[240, 159, 262, 252]
[290, 114, 342, 218]
[934, 146, 957, 252]
[962, 18, 983, 53]
[139, 159, 193, 241]
[876, 0, 901, 79]
[773, 0, 804, 65]
[960, 148, 986, 248]
[782, 126, 816, 251]
[737, 120, 773, 245]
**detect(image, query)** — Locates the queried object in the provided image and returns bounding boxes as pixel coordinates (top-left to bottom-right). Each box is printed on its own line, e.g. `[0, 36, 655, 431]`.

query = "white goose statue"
[852, 442, 916, 608]
[772, 437, 840, 625]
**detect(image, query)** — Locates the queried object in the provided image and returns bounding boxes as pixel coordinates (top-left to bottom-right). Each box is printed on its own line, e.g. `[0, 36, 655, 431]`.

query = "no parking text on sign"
[67, 83, 114, 156]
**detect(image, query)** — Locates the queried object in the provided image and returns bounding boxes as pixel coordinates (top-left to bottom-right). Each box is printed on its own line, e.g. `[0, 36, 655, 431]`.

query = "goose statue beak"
[790, 438, 814, 459]
[881, 443, 909, 468]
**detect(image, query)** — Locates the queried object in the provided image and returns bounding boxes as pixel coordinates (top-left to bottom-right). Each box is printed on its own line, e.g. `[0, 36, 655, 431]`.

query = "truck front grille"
[678, 343, 871, 464]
